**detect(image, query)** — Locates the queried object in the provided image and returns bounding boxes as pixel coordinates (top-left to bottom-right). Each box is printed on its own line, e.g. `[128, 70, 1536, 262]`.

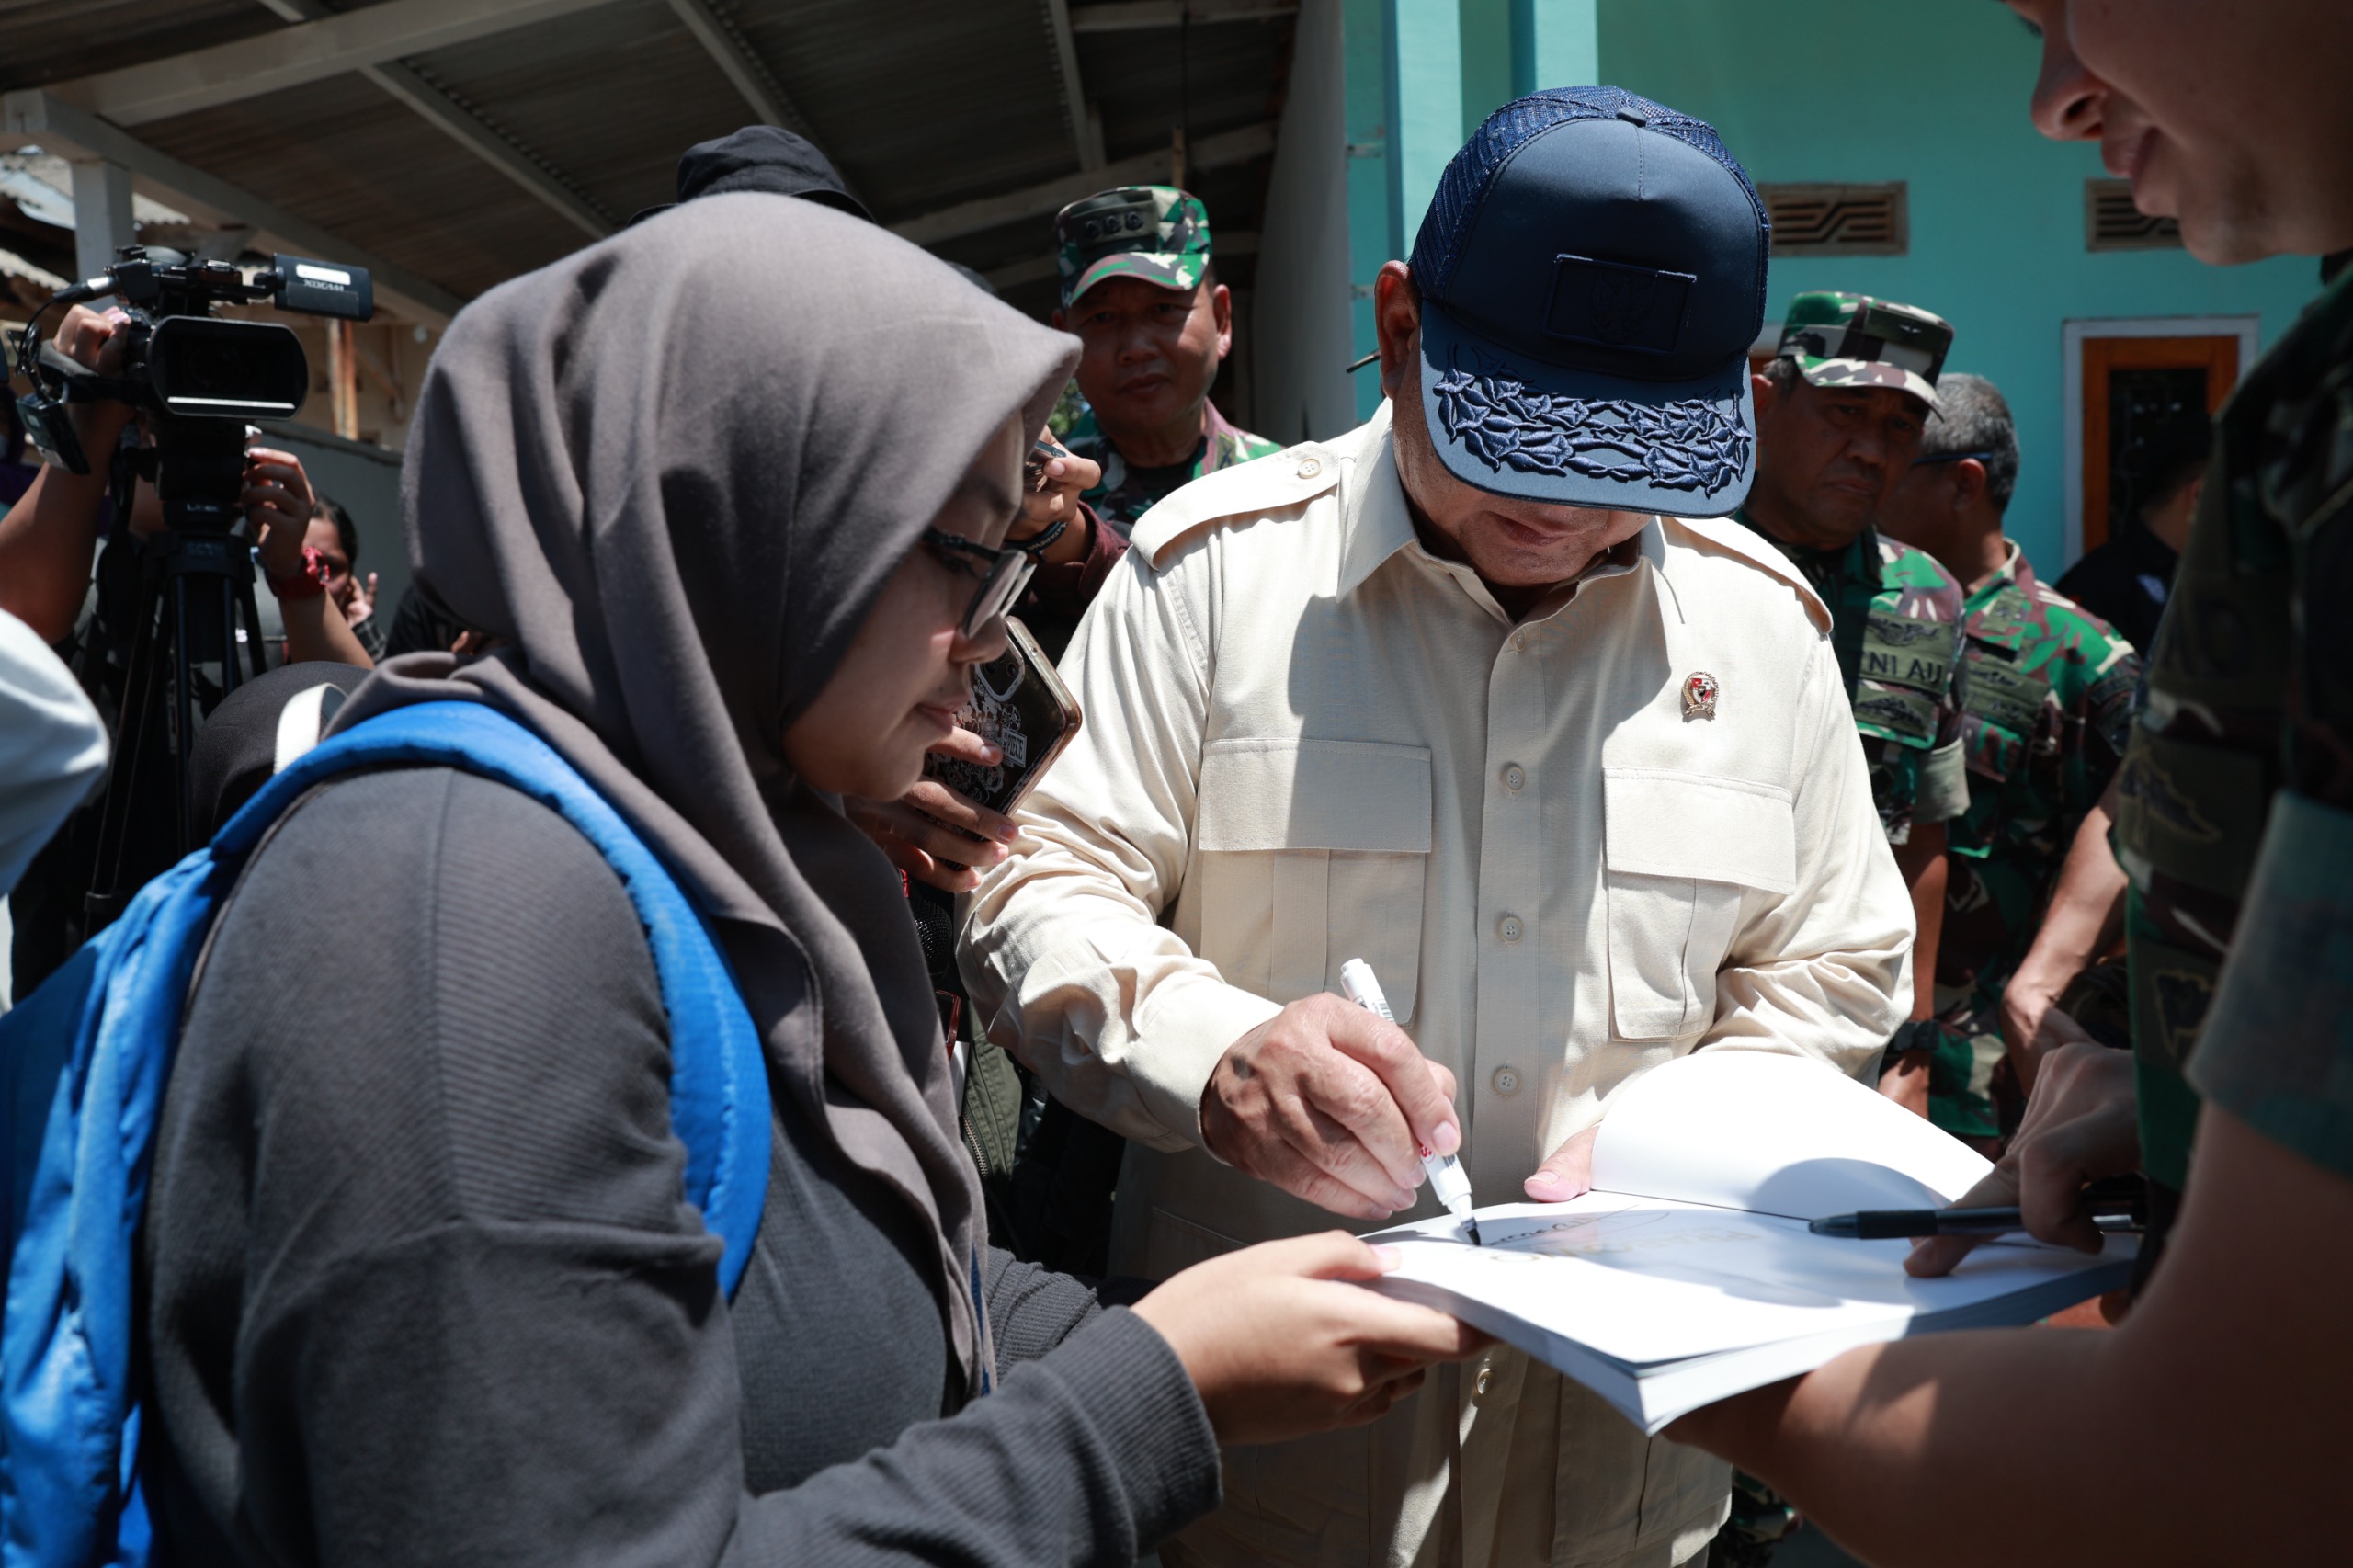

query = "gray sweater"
[141, 766, 1220, 1565]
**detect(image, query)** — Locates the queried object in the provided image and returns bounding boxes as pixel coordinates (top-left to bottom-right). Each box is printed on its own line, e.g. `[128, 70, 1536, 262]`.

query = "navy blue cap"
[1409, 86, 1769, 516]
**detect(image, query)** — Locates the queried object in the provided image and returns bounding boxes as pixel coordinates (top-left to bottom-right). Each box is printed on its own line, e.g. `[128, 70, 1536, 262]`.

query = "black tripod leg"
[218, 573, 244, 698]
[170, 574, 193, 855]
[240, 578, 267, 682]
[86, 568, 165, 923]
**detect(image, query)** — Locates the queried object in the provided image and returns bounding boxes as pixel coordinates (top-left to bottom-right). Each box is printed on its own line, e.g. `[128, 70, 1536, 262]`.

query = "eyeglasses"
[1910, 449, 1995, 468]
[923, 526, 1037, 639]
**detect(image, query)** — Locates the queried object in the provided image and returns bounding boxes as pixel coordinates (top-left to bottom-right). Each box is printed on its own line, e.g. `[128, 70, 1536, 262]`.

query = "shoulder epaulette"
[1661, 514, 1834, 634]
[1129, 442, 1340, 571]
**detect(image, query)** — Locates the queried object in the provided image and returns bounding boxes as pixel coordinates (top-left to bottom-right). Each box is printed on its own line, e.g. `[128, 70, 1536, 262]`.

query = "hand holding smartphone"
[923, 616, 1082, 819]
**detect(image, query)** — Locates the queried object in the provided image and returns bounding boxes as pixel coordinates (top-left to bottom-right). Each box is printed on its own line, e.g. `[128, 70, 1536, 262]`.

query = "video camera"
[7, 246, 376, 903]
[11, 245, 372, 530]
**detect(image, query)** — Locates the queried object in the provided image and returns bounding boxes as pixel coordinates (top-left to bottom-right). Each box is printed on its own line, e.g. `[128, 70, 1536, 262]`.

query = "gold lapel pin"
[1682, 672, 1719, 721]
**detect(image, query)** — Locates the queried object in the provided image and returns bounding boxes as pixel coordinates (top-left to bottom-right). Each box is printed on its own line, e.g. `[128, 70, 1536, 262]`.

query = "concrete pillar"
[69, 158, 135, 285]
[1280, 0, 1605, 426]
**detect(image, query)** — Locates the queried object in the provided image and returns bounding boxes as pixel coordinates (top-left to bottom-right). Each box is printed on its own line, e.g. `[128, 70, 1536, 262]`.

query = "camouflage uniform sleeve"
[2194, 328, 2353, 1176]
[2086, 646, 2141, 759]
[1912, 615, 1970, 827]
[1854, 541, 1969, 843]
[2188, 790, 2353, 1179]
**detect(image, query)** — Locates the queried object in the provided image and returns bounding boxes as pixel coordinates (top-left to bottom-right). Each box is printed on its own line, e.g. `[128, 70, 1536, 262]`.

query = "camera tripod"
[81, 415, 269, 925]
[11, 243, 372, 935]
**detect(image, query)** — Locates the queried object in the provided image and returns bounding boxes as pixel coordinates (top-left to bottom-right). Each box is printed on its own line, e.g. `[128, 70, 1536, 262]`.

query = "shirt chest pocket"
[1193, 738, 1432, 1025]
[1602, 767, 1797, 1041]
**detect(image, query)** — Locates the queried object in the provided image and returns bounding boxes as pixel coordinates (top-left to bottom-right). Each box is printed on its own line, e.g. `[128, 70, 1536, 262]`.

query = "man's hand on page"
[1524, 1125, 1599, 1202]
[1203, 994, 1461, 1221]
[1906, 1040, 2138, 1278]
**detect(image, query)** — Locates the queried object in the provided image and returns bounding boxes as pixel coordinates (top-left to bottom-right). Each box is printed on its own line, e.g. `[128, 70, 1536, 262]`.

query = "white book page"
[1590, 1049, 1994, 1219]
[1373, 1195, 2128, 1367]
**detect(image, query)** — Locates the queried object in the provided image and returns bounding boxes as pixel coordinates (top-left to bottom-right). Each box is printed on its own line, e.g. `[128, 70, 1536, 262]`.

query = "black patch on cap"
[1543, 256, 1693, 356]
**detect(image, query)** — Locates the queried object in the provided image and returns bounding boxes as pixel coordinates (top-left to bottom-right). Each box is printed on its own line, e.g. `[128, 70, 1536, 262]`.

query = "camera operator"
[0, 304, 369, 667]
[0, 302, 371, 991]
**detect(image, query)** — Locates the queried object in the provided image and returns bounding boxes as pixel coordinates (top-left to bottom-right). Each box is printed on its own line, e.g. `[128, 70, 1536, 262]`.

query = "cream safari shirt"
[963, 403, 1912, 1568]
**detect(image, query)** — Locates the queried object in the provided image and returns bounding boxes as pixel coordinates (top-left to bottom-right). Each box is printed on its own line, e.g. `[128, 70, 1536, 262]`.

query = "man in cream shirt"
[964, 88, 1910, 1568]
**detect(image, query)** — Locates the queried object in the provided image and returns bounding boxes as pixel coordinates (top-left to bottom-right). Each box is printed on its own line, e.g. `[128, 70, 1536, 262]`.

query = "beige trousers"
[1152, 1353, 1727, 1568]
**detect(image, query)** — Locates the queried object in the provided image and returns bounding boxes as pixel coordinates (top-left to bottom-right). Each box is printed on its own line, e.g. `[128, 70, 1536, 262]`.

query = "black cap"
[628, 125, 870, 227]
[1409, 86, 1769, 515]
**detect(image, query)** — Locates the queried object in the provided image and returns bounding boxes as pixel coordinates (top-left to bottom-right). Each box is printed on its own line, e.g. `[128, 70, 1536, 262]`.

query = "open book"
[1365, 1050, 2136, 1435]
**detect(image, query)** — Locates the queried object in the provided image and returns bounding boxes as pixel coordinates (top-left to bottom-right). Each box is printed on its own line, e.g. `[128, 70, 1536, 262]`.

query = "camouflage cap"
[1777, 291, 1953, 410]
[1054, 186, 1211, 310]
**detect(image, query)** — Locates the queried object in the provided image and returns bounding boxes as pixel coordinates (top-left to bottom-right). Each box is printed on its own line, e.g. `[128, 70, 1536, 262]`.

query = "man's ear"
[1210, 281, 1233, 359]
[1954, 457, 1990, 509]
[1051, 307, 1067, 331]
[1751, 369, 1779, 420]
[1374, 261, 1418, 401]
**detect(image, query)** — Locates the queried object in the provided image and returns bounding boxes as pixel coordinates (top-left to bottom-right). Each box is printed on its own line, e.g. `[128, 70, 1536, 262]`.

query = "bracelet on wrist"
[1016, 514, 1071, 558]
[266, 544, 329, 601]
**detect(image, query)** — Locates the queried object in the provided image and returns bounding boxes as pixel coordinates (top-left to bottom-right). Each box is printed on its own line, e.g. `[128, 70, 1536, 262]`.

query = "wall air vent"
[2086, 179, 2183, 251]
[1758, 182, 1908, 256]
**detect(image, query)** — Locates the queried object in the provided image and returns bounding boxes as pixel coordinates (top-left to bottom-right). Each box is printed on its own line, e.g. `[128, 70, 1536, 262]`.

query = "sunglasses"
[923, 526, 1037, 639]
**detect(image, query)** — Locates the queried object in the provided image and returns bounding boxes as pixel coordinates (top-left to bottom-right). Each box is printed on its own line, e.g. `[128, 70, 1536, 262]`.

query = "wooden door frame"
[2063, 315, 2257, 563]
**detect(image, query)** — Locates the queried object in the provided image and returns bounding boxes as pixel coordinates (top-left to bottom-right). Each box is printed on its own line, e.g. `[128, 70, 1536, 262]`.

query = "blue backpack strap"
[0, 700, 768, 1568]
[1, 851, 227, 1568]
[218, 700, 772, 1291]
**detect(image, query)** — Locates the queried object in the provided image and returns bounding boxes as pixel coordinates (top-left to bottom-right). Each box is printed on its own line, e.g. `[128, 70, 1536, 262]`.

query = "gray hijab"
[336, 193, 1078, 1392]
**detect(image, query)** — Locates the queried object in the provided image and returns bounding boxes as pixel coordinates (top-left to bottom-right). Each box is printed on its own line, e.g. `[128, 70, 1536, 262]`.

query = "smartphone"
[923, 616, 1083, 818]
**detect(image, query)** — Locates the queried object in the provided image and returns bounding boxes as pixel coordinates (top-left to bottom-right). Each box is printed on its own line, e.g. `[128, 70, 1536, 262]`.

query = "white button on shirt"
[963, 403, 1912, 1568]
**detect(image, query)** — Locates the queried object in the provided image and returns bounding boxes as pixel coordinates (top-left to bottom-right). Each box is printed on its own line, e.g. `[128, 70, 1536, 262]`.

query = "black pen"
[1810, 1176, 2144, 1240]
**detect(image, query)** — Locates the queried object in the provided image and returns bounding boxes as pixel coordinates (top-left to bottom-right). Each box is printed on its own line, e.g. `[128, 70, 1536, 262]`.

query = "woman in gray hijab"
[137, 194, 1476, 1566]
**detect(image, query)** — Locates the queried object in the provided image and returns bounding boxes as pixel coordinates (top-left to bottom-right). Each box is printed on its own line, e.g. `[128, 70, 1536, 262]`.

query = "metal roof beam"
[893, 119, 1273, 247]
[1043, 0, 1105, 172]
[253, 0, 612, 239]
[1069, 1, 1298, 32]
[364, 61, 614, 238]
[2, 87, 465, 324]
[54, 0, 630, 129]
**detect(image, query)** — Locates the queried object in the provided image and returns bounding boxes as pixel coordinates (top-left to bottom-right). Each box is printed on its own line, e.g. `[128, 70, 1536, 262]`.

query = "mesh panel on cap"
[1409, 85, 1769, 321]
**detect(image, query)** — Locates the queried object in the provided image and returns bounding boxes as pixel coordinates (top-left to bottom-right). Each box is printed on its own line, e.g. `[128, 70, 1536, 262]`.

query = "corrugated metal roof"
[0, 0, 1293, 323]
[0, 0, 285, 92]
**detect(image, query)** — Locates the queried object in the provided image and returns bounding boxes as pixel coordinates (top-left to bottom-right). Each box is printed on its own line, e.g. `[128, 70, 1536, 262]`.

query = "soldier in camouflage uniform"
[1051, 186, 1280, 535]
[1668, 5, 2353, 1555]
[1739, 293, 1970, 850]
[1736, 293, 1969, 1106]
[2110, 256, 2353, 1260]
[1714, 291, 1968, 1568]
[1880, 373, 2141, 1145]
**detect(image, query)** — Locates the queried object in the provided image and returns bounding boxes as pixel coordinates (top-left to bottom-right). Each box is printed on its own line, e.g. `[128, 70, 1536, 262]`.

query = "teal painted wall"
[1309, 0, 2319, 557]
[1346, 0, 1396, 420]
[1347, 0, 1597, 419]
[1595, 0, 2320, 576]
[1510, 0, 1597, 108]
